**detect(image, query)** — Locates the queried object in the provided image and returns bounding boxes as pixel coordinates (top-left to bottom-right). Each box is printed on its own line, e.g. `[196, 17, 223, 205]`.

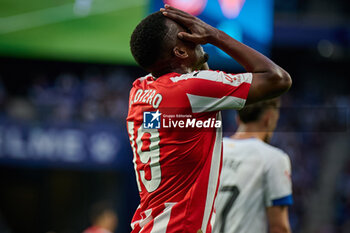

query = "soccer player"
[126, 5, 291, 233]
[83, 201, 118, 233]
[213, 99, 293, 233]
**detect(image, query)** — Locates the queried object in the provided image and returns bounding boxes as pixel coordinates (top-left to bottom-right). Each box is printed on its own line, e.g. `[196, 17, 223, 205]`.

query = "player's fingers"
[162, 11, 192, 27]
[164, 4, 193, 17]
[178, 32, 201, 43]
[161, 7, 193, 19]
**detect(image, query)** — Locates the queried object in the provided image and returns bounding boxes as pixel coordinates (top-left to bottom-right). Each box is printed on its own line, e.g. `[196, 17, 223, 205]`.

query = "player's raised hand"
[160, 4, 218, 45]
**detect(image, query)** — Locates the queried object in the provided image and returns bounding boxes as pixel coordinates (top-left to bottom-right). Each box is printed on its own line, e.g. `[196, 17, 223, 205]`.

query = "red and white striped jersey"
[126, 70, 252, 233]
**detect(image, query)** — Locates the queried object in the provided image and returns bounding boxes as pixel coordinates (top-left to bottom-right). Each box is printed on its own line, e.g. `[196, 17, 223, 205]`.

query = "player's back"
[213, 137, 292, 233]
[126, 71, 252, 233]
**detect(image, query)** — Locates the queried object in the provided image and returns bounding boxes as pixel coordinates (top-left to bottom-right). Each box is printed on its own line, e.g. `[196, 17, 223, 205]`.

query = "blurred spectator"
[83, 201, 118, 233]
[24, 68, 132, 123]
[6, 98, 36, 121]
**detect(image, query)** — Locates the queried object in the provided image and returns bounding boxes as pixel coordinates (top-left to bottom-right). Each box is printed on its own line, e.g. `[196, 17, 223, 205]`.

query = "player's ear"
[173, 46, 188, 59]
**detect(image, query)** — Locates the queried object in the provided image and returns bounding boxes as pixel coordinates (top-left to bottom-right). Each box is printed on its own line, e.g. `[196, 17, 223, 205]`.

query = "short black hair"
[130, 11, 169, 69]
[238, 99, 279, 123]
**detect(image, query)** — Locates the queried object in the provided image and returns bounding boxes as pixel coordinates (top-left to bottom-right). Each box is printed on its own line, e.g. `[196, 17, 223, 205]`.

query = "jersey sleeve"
[264, 152, 293, 207]
[171, 70, 252, 113]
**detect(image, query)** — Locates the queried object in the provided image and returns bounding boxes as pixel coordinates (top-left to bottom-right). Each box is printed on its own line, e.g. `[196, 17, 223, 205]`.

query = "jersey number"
[127, 121, 161, 193]
[220, 185, 240, 233]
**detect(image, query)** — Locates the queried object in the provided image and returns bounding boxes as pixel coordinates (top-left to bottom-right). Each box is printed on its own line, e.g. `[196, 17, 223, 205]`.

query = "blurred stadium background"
[0, 0, 349, 232]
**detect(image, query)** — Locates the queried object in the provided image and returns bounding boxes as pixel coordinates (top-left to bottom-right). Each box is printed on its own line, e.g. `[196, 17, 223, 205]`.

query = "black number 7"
[219, 185, 240, 233]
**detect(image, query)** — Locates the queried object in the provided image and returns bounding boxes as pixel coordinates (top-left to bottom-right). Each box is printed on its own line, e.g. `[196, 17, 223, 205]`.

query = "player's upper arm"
[264, 152, 293, 207]
[173, 70, 252, 113]
[266, 206, 292, 233]
[246, 68, 292, 105]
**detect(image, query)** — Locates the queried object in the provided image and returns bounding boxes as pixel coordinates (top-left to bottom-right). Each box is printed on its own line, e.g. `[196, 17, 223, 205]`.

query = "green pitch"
[0, 0, 147, 64]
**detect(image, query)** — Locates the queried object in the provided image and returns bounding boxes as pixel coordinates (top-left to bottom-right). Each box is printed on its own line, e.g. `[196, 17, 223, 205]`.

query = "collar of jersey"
[151, 72, 181, 81]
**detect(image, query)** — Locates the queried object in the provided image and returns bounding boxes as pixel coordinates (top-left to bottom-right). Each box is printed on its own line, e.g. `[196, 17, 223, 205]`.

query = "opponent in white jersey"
[214, 99, 293, 233]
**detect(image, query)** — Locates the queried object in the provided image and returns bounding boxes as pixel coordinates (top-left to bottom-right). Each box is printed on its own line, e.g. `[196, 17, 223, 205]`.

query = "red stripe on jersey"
[229, 82, 251, 99]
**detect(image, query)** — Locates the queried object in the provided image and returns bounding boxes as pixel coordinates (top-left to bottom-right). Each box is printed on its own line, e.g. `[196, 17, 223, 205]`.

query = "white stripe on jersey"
[139, 208, 153, 229]
[170, 71, 252, 87]
[201, 112, 223, 233]
[138, 74, 153, 82]
[186, 94, 246, 113]
[127, 121, 142, 191]
[151, 203, 176, 233]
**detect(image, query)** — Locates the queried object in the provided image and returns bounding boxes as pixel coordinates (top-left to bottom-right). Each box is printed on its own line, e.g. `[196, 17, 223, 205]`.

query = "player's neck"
[232, 125, 267, 141]
[152, 63, 193, 78]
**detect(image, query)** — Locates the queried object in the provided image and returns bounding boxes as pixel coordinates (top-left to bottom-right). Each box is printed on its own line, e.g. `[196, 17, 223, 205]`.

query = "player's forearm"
[209, 30, 278, 72]
[210, 29, 291, 99]
[267, 207, 292, 233]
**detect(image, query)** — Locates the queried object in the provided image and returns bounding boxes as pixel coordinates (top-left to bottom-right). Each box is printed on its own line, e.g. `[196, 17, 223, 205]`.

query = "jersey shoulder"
[132, 73, 154, 87]
[223, 137, 289, 163]
[259, 141, 289, 161]
[256, 140, 291, 173]
[132, 72, 195, 88]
